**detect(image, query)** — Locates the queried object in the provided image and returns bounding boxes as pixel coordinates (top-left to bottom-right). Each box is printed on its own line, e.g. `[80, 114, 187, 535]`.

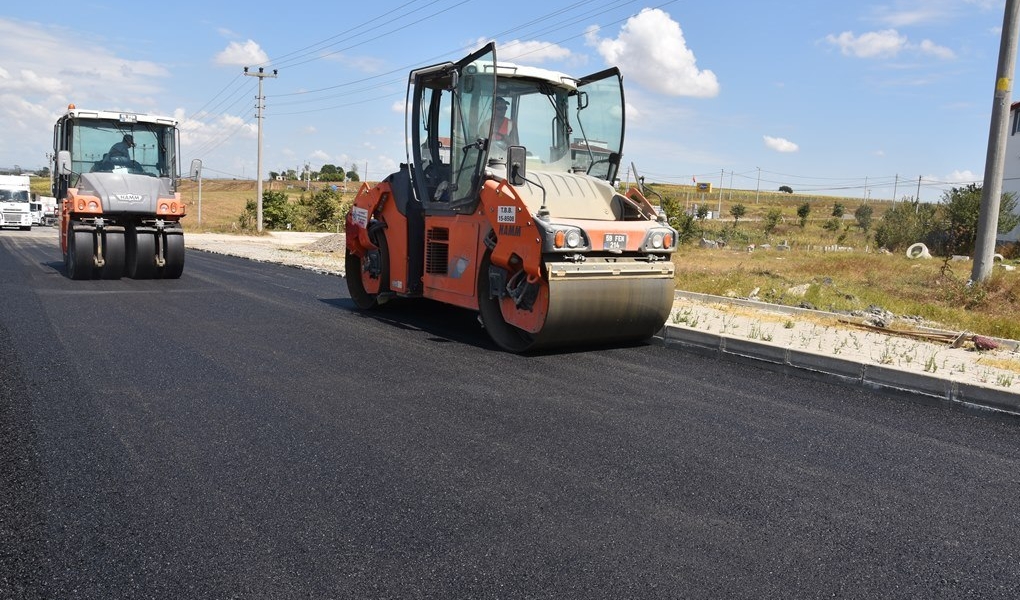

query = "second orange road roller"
[345, 43, 677, 352]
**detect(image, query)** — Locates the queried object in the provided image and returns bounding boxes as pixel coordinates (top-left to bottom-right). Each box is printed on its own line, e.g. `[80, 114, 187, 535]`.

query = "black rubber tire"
[476, 250, 538, 353]
[67, 229, 95, 280]
[160, 232, 185, 279]
[99, 231, 125, 280]
[344, 234, 389, 310]
[126, 228, 157, 279]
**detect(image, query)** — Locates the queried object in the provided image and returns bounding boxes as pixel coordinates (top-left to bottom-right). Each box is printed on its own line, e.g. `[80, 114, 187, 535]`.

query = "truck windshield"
[69, 119, 177, 179]
[0, 190, 29, 202]
[484, 73, 623, 177]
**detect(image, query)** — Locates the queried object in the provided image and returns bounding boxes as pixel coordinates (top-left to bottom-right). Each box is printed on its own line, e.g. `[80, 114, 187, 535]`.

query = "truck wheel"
[344, 234, 389, 309]
[160, 232, 185, 279]
[476, 250, 538, 353]
[99, 231, 125, 280]
[126, 229, 157, 279]
[67, 229, 95, 280]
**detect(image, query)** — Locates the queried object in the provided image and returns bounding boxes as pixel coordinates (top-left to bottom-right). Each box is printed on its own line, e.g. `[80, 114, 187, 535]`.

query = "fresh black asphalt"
[2, 230, 1019, 599]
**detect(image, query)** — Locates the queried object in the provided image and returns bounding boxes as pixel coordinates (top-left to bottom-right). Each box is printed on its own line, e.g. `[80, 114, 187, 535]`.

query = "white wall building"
[1001, 101, 1020, 242]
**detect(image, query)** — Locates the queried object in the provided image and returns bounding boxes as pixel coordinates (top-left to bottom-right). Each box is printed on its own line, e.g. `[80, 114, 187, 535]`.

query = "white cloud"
[0, 17, 176, 166]
[586, 8, 719, 98]
[764, 135, 799, 153]
[177, 109, 256, 151]
[871, 7, 946, 27]
[918, 39, 956, 59]
[215, 40, 269, 67]
[825, 29, 955, 60]
[946, 169, 979, 183]
[826, 29, 908, 58]
[319, 53, 387, 73]
[496, 40, 573, 64]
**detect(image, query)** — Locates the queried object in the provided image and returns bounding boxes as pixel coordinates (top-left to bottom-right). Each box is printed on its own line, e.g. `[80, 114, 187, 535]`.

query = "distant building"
[1001, 101, 1020, 242]
[570, 138, 612, 170]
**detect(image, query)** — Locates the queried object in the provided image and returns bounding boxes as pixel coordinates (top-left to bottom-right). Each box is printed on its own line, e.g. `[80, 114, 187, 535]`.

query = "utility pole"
[755, 167, 761, 204]
[892, 174, 898, 202]
[973, 0, 1020, 283]
[718, 168, 724, 217]
[244, 66, 278, 232]
[916, 176, 922, 203]
[189, 159, 203, 227]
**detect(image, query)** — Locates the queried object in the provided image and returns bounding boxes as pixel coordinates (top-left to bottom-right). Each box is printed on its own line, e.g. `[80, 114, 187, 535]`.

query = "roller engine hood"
[77, 172, 174, 214]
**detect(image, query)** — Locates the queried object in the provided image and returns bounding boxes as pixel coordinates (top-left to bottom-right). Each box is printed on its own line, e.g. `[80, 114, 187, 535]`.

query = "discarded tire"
[906, 242, 932, 259]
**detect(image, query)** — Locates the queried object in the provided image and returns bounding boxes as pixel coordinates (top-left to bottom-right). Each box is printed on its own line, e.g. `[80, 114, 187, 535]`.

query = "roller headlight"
[548, 226, 589, 251]
[642, 228, 676, 252]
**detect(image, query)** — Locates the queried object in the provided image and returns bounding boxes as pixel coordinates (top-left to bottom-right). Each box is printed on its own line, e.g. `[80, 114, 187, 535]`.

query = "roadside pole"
[973, 0, 1020, 283]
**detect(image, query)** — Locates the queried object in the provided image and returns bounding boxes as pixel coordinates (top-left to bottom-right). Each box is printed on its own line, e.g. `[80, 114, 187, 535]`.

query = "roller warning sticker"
[351, 206, 369, 228]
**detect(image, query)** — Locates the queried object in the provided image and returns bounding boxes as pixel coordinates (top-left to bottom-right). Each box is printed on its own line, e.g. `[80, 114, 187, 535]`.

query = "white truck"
[0, 174, 32, 230]
[35, 195, 58, 226]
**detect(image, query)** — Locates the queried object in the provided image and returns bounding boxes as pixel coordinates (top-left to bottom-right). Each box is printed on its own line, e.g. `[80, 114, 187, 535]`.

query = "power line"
[181, 0, 689, 173]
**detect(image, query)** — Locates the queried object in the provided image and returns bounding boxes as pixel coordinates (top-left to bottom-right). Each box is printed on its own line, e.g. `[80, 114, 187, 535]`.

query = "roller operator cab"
[345, 43, 678, 352]
[53, 105, 186, 280]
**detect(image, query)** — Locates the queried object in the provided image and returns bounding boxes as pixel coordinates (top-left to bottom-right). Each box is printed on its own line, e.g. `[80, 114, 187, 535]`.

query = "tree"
[268, 171, 279, 180]
[939, 183, 1020, 255]
[729, 203, 746, 224]
[763, 208, 783, 236]
[261, 190, 293, 229]
[779, 185, 793, 194]
[671, 212, 699, 246]
[796, 202, 811, 228]
[239, 190, 294, 230]
[308, 186, 342, 230]
[319, 164, 346, 182]
[854, 204, 873, 232]
[873, 199, 938, 252]
[696, 204, 709, 221]
[1002, 191, 1020, 234]
[831, 202, 845, 218]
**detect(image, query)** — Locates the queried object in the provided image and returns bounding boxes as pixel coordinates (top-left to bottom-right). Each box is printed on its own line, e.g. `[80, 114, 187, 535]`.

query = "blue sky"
[0, 0, 1012, 201]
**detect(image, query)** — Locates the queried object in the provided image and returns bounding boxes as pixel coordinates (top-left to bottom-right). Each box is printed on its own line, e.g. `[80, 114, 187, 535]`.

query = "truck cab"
[0, 174, 33, 231]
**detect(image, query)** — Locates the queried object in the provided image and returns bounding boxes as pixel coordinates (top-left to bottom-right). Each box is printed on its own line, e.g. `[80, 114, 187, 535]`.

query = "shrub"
[873, 199, 938, 252]
[729, 203, 746, 224]
[854, 204, 874, 232]
[763, 208, 783, 236]
[796, 202, 811, 228]
[238, 190, 295, 231]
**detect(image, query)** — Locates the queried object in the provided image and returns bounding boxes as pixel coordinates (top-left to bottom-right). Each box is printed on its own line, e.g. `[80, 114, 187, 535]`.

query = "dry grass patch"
[673, 246, 1020, 340]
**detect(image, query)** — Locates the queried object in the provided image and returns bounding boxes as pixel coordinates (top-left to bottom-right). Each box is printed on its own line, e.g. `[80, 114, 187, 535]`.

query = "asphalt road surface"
[2, 229, 1020, 599]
